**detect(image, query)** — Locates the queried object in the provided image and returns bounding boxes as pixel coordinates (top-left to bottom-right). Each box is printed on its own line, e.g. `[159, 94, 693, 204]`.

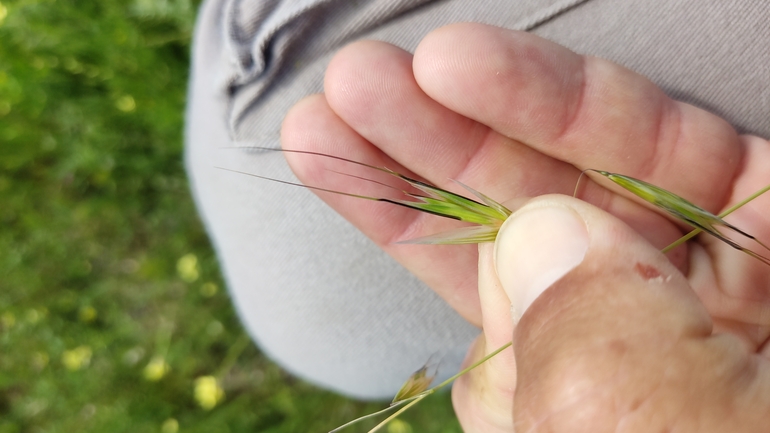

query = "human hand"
[280, 22, 770, 429]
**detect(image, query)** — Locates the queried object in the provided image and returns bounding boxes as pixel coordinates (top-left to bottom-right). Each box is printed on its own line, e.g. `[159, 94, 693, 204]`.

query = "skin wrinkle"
[476, 350, 517, 427]
[700, 201, 770, 342]
[761, 339, 770, 357]
[704, 339, 757, 423]
[609, 388, 656, 430]
[320, 69, 461, 237]
[713, 141, 744, 205]
[690, 247, 770, 350]
[688, 341, 735, 429]
[478, 30, 527, 133]
[414, 120, 504, 194]
[632, 95, 679, 187]
[325, 54, 395, 137]
[715, 249, 769, 310]
[740, 321, 770, 350]
[417, 118, 487, 179]
[654, 103, 734, 215]
[712, 317, 763, 351]
[550, 54, 588, 148]
[579, 58, 666, 180]
[444, 130, 536, 202]
[411, 103, 483, 166]
[613, 337, 690, 433]
[520, 291, 582, 343]
[679, 108, 743, 212]
[513, 42, 579, 142]
[715, 133, 757, 256]
[545, 58, 615, 160]
[734, 138, 770, 236]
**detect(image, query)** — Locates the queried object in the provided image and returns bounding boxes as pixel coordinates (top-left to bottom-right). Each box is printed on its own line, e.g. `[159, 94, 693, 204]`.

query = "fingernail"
[495, 204, 588, 322]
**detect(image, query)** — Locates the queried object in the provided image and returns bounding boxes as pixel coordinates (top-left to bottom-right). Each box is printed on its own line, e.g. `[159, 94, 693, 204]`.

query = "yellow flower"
[115, 95, 136, 112]
[26, 308, 46, 324]
[199, 282, 218, 297]
[78, 306, 97, 323]
[176, 254, 199, 283]
[62, 346, 92, 371]
[387, 419, 413, 433]
[194, 376, 224, 410]
[143, 356, 170, 381]
[161, 418, 179, 433]
[32, 352, 49, 371]
[1, 312, 15, 330]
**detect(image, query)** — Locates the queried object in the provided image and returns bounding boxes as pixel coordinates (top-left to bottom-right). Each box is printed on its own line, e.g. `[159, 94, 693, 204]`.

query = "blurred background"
[0, 0, 459, 431]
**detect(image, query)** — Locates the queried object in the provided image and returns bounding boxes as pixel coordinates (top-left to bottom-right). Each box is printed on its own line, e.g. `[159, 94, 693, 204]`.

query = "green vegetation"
[0, 0, 461, 431]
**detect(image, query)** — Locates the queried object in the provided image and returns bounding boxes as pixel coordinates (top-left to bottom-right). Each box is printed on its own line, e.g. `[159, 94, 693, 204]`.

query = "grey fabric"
[185, 0, 770, 399]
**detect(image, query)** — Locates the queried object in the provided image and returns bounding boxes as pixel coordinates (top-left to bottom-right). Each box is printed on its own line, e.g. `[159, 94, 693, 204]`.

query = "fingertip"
[281, 94, 329, 149]
[324, 39, 413, 122]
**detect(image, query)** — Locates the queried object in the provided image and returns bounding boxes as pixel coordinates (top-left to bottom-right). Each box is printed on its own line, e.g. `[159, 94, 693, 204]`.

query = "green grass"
[0, 0, 461, 431]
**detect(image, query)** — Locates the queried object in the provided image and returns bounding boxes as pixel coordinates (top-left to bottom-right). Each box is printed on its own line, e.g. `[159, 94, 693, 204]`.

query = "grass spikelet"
[586, 169, 770, 266]
[391, 363, 437, 404]
[219, 147, 511, 244]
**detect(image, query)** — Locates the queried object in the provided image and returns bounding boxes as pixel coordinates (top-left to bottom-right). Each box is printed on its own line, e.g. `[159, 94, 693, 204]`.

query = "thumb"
[495, 195, 770, 433]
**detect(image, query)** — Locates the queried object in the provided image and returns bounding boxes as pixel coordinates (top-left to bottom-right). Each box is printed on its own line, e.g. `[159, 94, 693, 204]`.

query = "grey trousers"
[185, 0, 770, 399]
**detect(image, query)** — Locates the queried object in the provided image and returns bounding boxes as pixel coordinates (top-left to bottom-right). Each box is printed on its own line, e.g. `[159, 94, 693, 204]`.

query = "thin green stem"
[425, 341, 512, 393]
[328, 404, 406, 433]
[367, 396, 427, 433]
[214, 333, 251, 378]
